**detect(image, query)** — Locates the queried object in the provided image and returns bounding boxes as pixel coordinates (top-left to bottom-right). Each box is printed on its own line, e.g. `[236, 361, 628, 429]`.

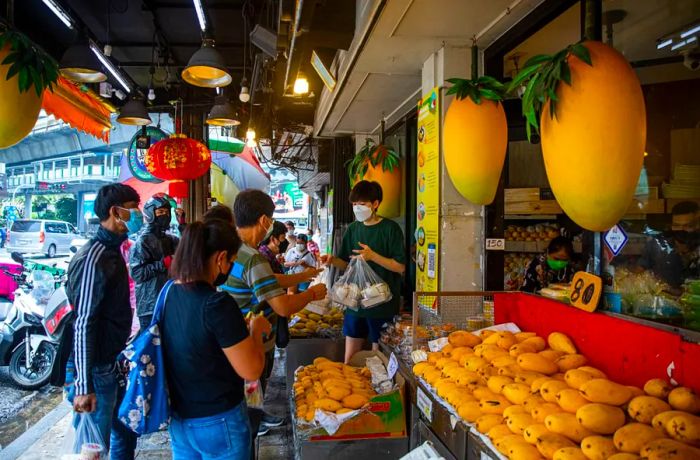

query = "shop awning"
[42, 77, 115, 143]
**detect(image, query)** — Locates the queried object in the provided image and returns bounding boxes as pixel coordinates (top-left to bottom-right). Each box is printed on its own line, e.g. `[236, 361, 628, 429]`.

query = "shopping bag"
[117, 280, 174, 435]
[244, 379, 264, 409]
[330, 256, 392, 310]
[63, 412, 105, 458]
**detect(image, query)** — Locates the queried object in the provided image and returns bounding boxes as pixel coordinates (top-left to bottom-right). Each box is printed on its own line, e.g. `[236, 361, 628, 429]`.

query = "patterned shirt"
[258, 244, 284, 274]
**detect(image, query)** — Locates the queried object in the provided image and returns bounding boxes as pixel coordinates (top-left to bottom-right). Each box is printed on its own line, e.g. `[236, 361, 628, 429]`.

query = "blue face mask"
[117, 207, 144, 235]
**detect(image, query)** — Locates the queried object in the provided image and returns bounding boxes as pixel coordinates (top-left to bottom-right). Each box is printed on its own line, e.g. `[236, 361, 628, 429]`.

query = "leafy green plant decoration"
[0, 25, 58, 97]
[508, 42, 592, 141]
[346, 138, 400, 183]
[445, 76, 506, 104]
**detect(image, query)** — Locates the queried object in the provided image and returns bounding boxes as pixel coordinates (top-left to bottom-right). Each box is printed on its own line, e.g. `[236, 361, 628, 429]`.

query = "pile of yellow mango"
[293, 357, 376, 423]
[289, 307, 343, 338]
[413, 329, 700, 460]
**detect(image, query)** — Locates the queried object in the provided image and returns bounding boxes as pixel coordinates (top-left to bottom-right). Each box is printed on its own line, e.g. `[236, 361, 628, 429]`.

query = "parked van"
[6, 219, 78, 258]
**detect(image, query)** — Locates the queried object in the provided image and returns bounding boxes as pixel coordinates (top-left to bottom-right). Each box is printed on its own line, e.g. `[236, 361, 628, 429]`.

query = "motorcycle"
[0, 252, 71, 390]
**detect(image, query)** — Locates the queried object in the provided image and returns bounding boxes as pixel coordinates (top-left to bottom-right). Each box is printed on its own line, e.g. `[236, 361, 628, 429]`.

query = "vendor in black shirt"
[521, 236, 576, 292]
[161, 219, 271, 460]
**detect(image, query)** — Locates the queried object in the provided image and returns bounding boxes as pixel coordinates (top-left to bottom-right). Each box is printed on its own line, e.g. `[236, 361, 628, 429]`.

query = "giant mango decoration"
[515, 41, 646, 231]
[348, 140, 402, 218]
[443, 76, 508, 205]
[0, 45, 44, 149]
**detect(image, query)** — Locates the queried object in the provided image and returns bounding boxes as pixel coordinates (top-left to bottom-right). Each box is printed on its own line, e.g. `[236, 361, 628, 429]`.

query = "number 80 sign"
[569, 272, 602, 313]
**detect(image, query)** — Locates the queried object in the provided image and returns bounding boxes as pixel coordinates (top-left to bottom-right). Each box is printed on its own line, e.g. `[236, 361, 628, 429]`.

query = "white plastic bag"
[244, 379, 264, 409]
[63, 413, 106, 459]
[331, 257, 392, 310]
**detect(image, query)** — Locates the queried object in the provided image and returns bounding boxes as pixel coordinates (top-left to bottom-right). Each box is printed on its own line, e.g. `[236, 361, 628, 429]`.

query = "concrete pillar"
[23, 193, 32, 219]
[422, 45, 484, 291]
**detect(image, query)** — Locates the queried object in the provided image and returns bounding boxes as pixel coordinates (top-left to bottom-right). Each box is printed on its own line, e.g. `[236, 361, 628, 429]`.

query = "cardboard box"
[298, 350, 407, 441]
[505, 200, 562, 215]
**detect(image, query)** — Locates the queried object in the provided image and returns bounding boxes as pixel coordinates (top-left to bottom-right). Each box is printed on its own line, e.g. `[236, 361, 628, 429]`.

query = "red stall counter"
[494, 292, 700, 391]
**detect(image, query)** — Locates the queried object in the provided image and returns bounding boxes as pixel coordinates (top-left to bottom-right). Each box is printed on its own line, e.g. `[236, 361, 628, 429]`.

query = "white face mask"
[296, 243, 306, 252]
[353, 204, 372, 222]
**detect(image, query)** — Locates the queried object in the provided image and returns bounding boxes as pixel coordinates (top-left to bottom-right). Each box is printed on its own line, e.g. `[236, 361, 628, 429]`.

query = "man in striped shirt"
[224, 190, 325, 438]
[65, 184, 141, 457]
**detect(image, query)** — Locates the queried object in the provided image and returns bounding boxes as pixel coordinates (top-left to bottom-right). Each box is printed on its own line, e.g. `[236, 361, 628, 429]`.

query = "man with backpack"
[65, 184, 142, 457]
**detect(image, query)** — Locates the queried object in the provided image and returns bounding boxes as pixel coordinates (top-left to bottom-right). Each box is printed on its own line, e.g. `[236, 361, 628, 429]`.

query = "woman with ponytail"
[161, 219, 271, 460]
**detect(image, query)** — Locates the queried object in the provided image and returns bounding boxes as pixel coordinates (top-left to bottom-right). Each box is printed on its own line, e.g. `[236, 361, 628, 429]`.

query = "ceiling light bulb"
[246, 128, 256, 141]
[193, 0, 207, 32]
[246, 138, 257, 148]
[148, 88, 156, 101]
[41, 0, 73, 29]
[293, 76, 309, 95]
[239, 86, 250, 103]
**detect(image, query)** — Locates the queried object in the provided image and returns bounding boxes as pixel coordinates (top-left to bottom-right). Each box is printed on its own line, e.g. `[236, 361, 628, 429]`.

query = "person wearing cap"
[130, 193, 179, 329]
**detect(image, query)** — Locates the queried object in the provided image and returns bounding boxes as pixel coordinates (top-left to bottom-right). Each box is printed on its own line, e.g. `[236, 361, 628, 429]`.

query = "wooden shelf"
[504, 214, 560, 220]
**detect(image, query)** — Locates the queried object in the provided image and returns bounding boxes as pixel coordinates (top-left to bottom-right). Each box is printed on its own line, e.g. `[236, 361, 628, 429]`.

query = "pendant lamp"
[117, 97, 152, 126]
[181, 39, 232, 88]
[206, 96, 240, 126]
[60, 42, 107, 83]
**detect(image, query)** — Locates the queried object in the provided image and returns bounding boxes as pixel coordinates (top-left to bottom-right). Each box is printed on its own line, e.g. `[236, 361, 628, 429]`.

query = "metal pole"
[582, 0, 602, 41]
[471, 45, 478, 80]
[6, 0, 15, 25]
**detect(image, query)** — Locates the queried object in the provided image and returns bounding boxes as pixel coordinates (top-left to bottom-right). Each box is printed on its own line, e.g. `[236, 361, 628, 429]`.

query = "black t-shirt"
[161, 282, 249, 418]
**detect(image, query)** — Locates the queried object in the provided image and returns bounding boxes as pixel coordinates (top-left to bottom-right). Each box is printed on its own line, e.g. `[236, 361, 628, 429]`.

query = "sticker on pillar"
[604, 224, 628, 256]
[127, 127, 167, 183]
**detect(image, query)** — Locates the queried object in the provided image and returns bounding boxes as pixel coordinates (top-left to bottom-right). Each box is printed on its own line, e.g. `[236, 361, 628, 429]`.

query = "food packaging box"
[302, 350, 407, 441]
[305, 299, 331, 316]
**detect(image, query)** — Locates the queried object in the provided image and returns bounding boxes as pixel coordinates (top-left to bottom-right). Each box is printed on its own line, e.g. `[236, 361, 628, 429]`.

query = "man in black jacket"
[130, 194, 179, 329]
[66, 183, 141, 456]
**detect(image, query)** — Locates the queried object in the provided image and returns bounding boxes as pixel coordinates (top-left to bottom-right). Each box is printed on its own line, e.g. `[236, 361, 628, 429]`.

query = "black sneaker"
[257, 425, 271, 437]
[261, 412, 285, 428]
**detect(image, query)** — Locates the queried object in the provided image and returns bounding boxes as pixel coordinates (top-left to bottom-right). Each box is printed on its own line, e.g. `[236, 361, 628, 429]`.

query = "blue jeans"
[169, 402, 251, 460]
[69, 362, 138, 459]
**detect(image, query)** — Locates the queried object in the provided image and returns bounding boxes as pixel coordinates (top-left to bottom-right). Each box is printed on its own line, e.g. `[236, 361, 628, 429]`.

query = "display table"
[285, 337, 345, 391]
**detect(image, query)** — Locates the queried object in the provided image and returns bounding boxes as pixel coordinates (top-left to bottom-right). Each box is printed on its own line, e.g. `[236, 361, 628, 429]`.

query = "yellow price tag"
[569, 271, 602, 312]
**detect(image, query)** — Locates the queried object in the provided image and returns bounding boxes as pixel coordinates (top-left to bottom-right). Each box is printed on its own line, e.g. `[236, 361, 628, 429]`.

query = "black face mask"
[154, 214, 171, 230]
[214, 262, 232, 286]
[279, 239, 289, 253]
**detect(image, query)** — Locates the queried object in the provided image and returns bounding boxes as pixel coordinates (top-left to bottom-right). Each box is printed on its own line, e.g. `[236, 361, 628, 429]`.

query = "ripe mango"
[565, 369, 598, 390]
[465, 356, 489, 372]
[488, 423, 514, 441]
[644, 378, 673, 399]
[540, 349, 567, 361]
[652, 410, 688, 432]
[435, 357, 455, 370]
[555, 354, 588, 372]
[441, 343, 454, 356]
[545, 412, 594, 442]
[606, 455, 640, 460]
[523, 423, 549, 444]
[413, 362, 431, 375]
[552, 447, 587, 460]
[577, 367, 607, 379]
[613, 423, 664, 453]
[325, 385, 352, 401]
[541, 380, 571, 402]
[473, 386, 500, 400]
[626, 386, 645, 398]
[510, 343, 538, 357]
[475, 414, 504, 433]
[495, 434, 528, 456]
[456, 370, 482, 387]
[532, 377, 554, 394]
[507, 412, 536, 435]
[519, 353, 559, 375]
[488, 375, 514, 394]
[504, 405, 530, 418]
[480, 396, 512, 415]
[523, 394, 547, 413]
[536, 432, 577, 459]
[548, 332, 577, 354]
[580, 379, 633, 406]
[503, 383, 533, 405]
[522, 336, 547, 352]
[516, 371, 548, 386]
[509, 442, 544, 460]
[335, 407, 353, 415]
[492, 355, 518, 368]
[450, 347, 473, 361]
[576, 403, 627, 434]
[498, 364, 521, 378]
[496, 332, 519, 351]
[314, 398, 343, 412]
[640, 438, 700, 459]
[556, 389, 589, 413]
[627, 395, 672, 424]
[424, 369, 443, 386]
[427, 352, 442, 364]
[668, 387, 700, 414]
[457, 400, 483, 422]
[580, 435, 618, 460]
[666, 413, 700, 444]
[448, 330, 482, 348]
[533, 403, 564, 423]
[516, 332, 538, 342]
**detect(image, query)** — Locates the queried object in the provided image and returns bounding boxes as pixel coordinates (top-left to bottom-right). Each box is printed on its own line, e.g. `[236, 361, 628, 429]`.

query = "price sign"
[416, 387, 433, 422]
[485, 238, 505, 251]
[387, 353, 398, 380]
[569, 271, 602, 312]
[604, 224, 628, 256]
[288, 316, 301, 328]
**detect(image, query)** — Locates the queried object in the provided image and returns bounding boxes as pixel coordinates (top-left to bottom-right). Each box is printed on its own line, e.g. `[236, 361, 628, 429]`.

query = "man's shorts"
[342, 314, 392, 343]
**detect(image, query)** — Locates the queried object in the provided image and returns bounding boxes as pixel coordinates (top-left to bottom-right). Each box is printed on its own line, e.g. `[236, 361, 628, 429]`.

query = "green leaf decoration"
[347, 137, 401, 184]
[0, 25, 59, 96]
[508, 41, 593, 141]
[444, 76, 506, 105]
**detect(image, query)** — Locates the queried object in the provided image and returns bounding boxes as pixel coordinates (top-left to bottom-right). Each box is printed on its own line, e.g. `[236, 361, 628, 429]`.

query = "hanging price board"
[569, 271, 602, 312]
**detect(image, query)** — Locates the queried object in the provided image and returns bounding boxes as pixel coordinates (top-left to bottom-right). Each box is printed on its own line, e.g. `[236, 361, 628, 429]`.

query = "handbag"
[117, 280, 174, 435]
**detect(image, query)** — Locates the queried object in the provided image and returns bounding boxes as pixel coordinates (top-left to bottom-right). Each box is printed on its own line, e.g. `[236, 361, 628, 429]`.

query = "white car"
[6, 219, 79, 258]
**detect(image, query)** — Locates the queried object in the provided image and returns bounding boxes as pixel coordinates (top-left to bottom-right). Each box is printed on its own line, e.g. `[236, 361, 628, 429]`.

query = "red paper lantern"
[145, 134, 212, 198]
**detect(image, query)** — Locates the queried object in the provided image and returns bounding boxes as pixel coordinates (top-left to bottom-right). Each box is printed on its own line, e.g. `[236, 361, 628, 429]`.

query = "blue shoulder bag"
[117, 280, 174, 434]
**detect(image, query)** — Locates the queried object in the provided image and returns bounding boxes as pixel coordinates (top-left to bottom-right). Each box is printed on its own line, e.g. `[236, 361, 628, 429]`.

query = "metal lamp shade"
[60, 43, 107, 83]
[206, 96, 240, 126]
[117, 98, 152, 126]
[181, 40, 232, 88]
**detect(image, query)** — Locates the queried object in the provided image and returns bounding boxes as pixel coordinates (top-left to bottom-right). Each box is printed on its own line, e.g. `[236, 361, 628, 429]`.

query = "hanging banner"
[416, 87, 440, 309]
